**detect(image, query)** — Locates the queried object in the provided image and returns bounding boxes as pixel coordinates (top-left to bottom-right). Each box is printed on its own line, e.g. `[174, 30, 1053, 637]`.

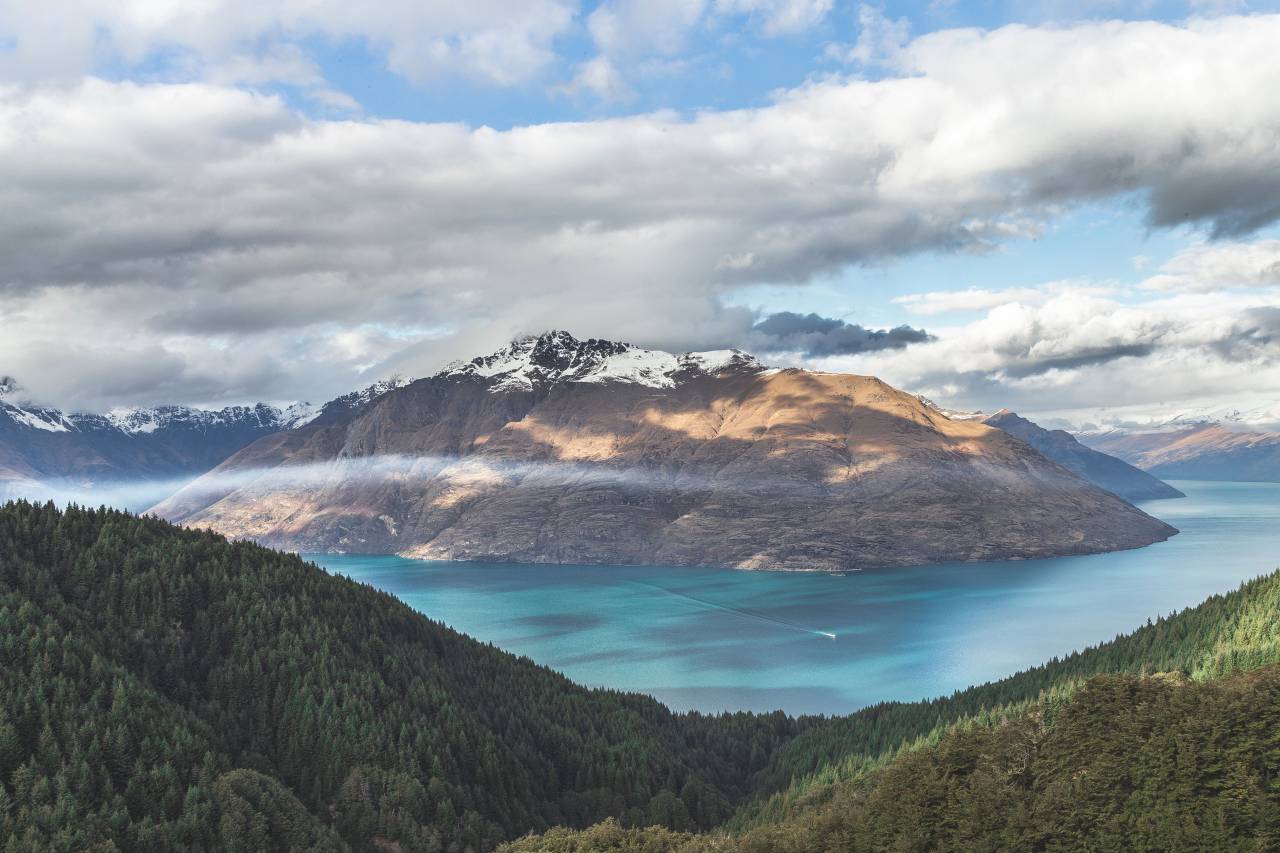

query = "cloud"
[575, 0, 834, 99]
[893, 286, 1049, 315]
[0, 0, 577, 89]
[892, 281, 1118, 316]
[586, 0, 710, 58]
[715, 0, 835, 36]
[825, 4, 910, 65]
[748, 312, 933, 356]
[4, 15, 1280, 409]
[819, 285, 1280, 418]
[554, 56, 634, 102]
[998, 342, 1157, 378]
[191, 44, 361, 112]
[585, 0, 833, 59]
[1140, 239, 1280, 292]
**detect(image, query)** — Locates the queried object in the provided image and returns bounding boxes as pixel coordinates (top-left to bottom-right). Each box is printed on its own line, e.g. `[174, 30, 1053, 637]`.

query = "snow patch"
[6, 406, 71, 432]
[579, 348, 679, 388]
[283, 402, 320, 428]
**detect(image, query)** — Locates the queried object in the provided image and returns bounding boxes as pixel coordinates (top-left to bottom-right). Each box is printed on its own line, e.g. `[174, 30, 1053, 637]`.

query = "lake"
[311, 481, 1280, 717]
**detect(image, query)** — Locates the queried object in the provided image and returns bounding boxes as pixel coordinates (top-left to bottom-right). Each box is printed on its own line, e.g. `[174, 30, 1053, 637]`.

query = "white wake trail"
[630, 581, 836, 640]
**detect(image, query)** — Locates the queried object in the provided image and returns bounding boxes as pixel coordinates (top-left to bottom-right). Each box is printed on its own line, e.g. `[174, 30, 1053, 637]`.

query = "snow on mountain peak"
[1076, 400, 1280, 436]
[305, 375, 413, 425]
[3, 405, 72, 432]
[282, 401, 320, 428]
[439, 331, 767, 392]
[0, 379, 76, 432]
[81, 402, 322, 435]
[916, 395, 986, 421]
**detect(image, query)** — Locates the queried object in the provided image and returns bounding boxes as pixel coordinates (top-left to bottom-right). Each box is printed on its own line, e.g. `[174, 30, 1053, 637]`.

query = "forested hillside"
[507, 667, 1280, 851]
[0, 502, 800, 851]
[2, 501, 1278, 851]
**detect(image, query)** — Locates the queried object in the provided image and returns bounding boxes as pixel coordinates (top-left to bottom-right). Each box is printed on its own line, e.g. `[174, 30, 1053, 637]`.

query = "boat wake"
[630, 581, 836, 640]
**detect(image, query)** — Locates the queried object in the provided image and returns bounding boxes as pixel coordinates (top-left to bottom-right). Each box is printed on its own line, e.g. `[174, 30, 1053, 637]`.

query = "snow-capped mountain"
[301, 375, 413, 425]
[1074, 400, 1280, 437]
[439, 331, 767, 392]
[1079, 407, 1280, 483]
[1, 399, 315, 439]
[98, 403, 319, 435]
[151, 331, 1175, 572]
[0, 375, 406, 508]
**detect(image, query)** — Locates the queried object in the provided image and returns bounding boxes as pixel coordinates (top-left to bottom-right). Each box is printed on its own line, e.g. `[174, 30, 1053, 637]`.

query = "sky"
[2, 0, 1280, 427]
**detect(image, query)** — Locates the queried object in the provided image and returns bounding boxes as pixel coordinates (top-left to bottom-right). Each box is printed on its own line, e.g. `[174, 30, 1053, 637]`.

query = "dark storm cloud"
[1001, 343, 1159, 377]
[748, 312, 934, 357]
[1208, 306, 1280, 361]
[1146, 167, 1280, 239]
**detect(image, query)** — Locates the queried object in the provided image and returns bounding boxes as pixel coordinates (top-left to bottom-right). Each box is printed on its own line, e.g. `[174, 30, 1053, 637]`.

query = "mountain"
[153, 331, 1176, 571]
[0, 376, 408, 509]
[1079, 403, 1280, 482]
[978, 409, 1184, 501]
[5, 502, 1278, 850]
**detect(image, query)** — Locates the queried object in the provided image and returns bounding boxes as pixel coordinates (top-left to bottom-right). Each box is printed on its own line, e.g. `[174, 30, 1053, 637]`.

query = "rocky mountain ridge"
[979, 409, 1184, 501]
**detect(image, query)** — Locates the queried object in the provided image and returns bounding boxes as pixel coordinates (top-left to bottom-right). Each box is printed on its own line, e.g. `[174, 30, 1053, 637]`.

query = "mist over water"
[314, 481, 1280, 716]
[3, 451, 847, 515]
[1, 476, 202, 513]
[5, 425, 1108, 521]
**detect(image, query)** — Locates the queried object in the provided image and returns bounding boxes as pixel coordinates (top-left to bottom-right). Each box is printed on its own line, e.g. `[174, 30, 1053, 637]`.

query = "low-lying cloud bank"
[2, 14, 1280, 411]
[6, 443, 1074, 518]
[5, 454, 820, 515]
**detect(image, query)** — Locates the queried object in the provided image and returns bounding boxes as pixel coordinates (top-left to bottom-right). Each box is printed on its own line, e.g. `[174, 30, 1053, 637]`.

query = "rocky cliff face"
[979, 409, 1184, 501]
[152, 332, 1178, 571]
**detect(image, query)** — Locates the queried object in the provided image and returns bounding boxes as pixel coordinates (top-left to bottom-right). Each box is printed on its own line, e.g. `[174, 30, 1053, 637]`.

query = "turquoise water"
[311, 481, 1280, 717]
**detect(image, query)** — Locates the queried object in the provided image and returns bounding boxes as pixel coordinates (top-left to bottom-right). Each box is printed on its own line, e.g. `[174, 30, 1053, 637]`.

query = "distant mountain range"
[1079, 407, 1280, 482]
[151, 331, 1176, 571]
[0, 375, 409, 508]
[978, 409, 1184, 501]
